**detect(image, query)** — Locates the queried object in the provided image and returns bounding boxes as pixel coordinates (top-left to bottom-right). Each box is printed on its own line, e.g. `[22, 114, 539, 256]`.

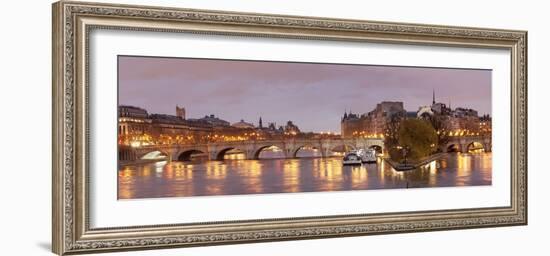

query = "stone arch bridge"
[119, 138, 384, 162]
[443, 136, 492, 153]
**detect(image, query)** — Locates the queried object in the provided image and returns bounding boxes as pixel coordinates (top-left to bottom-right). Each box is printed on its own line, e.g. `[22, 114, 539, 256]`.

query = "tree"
[426, 113, 450, 152]
[384, 113, 404, 161]
[397, 119, 438, 162]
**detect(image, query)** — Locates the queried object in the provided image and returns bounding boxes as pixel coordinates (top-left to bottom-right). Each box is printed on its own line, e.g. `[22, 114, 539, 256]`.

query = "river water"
[118, 151, 492, 199]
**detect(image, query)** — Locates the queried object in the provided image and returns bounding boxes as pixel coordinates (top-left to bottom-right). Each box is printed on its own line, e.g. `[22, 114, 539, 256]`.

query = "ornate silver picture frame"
[52, 1, 527, 255]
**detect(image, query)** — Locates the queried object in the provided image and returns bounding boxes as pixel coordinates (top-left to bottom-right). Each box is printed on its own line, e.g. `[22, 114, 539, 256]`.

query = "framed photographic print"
[52, 1, 527, 255]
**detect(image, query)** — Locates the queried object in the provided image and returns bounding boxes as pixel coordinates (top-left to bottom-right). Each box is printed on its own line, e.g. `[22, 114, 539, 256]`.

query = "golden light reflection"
[283, 160, 301, 193]
[118, 166, 136, 199]
[164, 163, 175, 179]
[165, 162, 193, 180]
[350, 166, 368, 187]
[331, 151, 344, 157]
[141, 165, 152, 177]
[118, 186, 134, 199]
[224, 152, 246, 160]
[429, 161, 437, 175]
[390, 166, 404, 178]
[119, 167, 133, 178]
[378, 158, 386, 184]
[118, 151, 492, 198]
[205, 184, 223, 194]
[244, 161, 263, 177]
[440, 158, 448, 169]
[206, 162, 227, 180]
[427, 160, 438, 186]
[238, 160, 264, 194]
[456, 153, 472, 185]
[175, 166, 193, 179]
[481, 152, 492, 169]
[314, 159, 343, 191]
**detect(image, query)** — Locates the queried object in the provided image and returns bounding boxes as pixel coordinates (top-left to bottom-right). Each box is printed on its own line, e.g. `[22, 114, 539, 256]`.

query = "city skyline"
[119, 56, 492, 133]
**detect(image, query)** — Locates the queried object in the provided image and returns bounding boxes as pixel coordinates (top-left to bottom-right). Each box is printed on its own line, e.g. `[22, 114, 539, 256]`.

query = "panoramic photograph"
[117, 56, 492, 199]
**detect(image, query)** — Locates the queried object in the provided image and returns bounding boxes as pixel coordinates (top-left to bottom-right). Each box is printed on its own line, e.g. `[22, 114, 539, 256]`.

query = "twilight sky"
[118, 56, 491, 133]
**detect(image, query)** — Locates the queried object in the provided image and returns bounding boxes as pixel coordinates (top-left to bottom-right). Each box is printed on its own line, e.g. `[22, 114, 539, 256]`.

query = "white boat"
[362, 148, 377, 163]
[342, 151, 362, 165]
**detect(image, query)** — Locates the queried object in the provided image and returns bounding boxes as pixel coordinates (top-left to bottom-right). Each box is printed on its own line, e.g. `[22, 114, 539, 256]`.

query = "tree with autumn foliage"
[384, 112, 405, 161]
[425, 113, 450, 152]
[397, 119, 438, 162]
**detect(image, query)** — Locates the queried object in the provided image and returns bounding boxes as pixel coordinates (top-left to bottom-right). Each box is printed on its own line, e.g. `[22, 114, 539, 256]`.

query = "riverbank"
[383, 153, 445, 171]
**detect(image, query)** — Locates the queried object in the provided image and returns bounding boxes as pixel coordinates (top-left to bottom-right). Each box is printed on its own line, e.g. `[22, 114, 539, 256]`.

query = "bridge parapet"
[120, 138, 385, 162]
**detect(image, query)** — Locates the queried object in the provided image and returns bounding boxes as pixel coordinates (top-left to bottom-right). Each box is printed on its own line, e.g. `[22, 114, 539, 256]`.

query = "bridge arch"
[215, 147, 246, 161]
[177, 149, 205, 162]
[139, 150, 169, 160]
[330, 143, 356, 152]
[253, 144, 285, 160]
[369, 145, 383, 154]
[324, 143, 357, 157]
[292, 144, 322, 158]
[446, 144, 460, 153]
[466, 141, 485, 153]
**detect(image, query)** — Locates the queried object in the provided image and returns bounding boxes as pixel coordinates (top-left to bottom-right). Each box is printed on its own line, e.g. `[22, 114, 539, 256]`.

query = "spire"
[432, 89, 436, 105]
[259, 117, 263, 128]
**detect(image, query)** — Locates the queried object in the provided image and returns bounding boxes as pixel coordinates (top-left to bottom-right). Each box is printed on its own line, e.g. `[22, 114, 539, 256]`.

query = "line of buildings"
[119, 91, 491, 147]
[118, 105, 302, 147]
[340, 91, 491, 139]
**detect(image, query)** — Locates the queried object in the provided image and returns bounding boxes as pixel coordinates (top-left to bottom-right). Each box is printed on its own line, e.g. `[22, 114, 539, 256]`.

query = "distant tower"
[176, 105, 186, 119]
[432, 89, 436, 105]
[259, 117, 263, 128]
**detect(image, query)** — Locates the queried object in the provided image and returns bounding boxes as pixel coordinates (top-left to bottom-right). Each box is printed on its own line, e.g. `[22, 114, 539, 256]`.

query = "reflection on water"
[118, 151, 492, 199]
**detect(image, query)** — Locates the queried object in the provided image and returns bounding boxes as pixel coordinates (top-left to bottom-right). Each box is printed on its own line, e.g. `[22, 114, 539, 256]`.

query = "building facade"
[118, 106, 301, 147]
[341, 92, 491, 139]
[284, 121, 301, 135]
[341, 101, 405, 138]
[175, 105, 186, 119]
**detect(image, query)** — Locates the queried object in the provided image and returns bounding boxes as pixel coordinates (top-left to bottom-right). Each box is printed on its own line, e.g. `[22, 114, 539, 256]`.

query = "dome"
[231, 119, 255, 129]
